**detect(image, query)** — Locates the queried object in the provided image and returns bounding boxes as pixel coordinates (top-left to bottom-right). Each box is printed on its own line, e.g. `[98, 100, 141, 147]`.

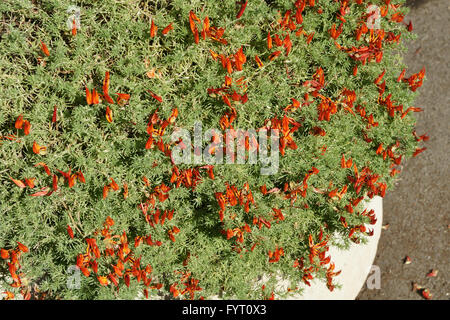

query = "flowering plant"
[0, 0, 426, 300]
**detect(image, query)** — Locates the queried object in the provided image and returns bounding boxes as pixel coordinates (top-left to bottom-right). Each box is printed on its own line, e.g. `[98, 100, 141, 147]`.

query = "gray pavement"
[357, 0, 449, 300]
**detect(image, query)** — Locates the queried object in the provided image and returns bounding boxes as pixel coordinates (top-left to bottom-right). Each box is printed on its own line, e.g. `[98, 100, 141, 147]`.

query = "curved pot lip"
[287, 195, 383, 300]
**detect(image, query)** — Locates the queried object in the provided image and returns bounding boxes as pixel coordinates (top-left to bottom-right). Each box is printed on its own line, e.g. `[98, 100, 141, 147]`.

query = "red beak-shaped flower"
[162, 23, 173, 35]
[33, 141, 47, 155]
[40, 41, 50, 57]
[67, 225, 74, 239]
[150, 20, 158, 38]
[147, 90, 163, 103]
[72, 19, 77, 36]
[105, 106, 113, 123]
[15, 114, 23, 129]
[102, 71, 115, 104]
[236, 1, 248, 19]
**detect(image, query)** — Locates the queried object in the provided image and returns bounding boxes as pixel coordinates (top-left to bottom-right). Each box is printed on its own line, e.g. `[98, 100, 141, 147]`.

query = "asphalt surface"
[357, 0, 449, 300]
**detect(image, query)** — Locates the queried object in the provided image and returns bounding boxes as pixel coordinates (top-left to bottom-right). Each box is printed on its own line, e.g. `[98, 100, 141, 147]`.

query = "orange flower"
[97, 276, 109, 286]
[23, 120, 31, 135]
[306, 31, 315, 44]
[267, 31, 272, 49]
[3, 291, 14, 300]
[188, 11, 200, 44]
[72, 19, 77, 36]
[17, 241, 28, 253]
[85, 86, 93, 105]
[268, 51, 281, 61]
[283, 34, 292, 56]
[10, 177, 26, 188]
[421, 288, 432, 300]
[30, 187, 51, 197]
[102, 71, 115, 104]
[426, 269, 438, 278]
[15, 114, 23, 129]
[67, 225, 74, 239]
[40, 41, 50, 57]
[32, 141, 47, 155]
[236, 1, 248, 19]
[268, 247, 284, 263]
[329, 23, 343, 40]
[142, 176, 151, 187]
[116, 93, 130, 106]
[116, 92, 130, 101]
[109, 273, 119, 287]
[412, 147, 426, 157]
[24, 178, 35, 188]
[123, 183, 128, 199]
[103, 185, 109, 199]
[162, 23, 173, 35]
[147, 90, 163, 103]
[92, 89, 100, 104]
[76, 171, 86, 183]
[85, 87, 100, 105]
[150, 20, 158, 38]
[255, 55, 263, 68]
[35, 162, 51, 176]
[52, 106, 57, 123]
[168, 108, 178, 124]
[68, 174, 76, 188]
[105, 106, 113, 123]
[168, 226, 180, 242]
[0, 248, 10, 259]
[109, 178, 119, 191]
[201, 17, 210, 39]
[397, 69, 406, 82]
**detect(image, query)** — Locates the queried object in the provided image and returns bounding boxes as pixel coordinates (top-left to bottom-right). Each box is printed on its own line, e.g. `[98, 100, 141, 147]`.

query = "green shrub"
[0, 0, 426, 300]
